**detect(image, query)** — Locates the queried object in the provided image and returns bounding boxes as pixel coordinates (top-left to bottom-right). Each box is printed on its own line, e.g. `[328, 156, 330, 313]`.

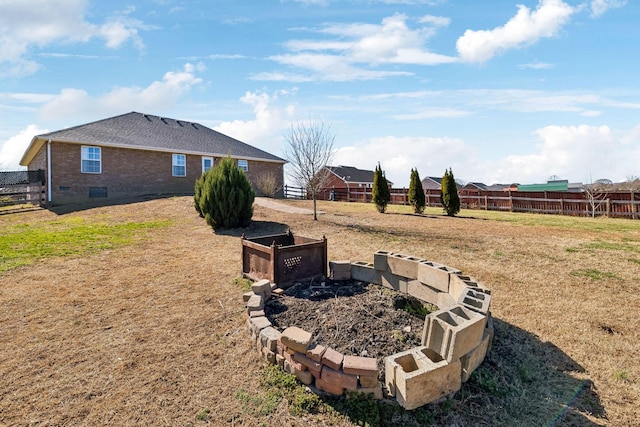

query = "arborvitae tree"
[408, 168, 425, 214]
[194, 173, 206, 217]
[372, 162, 391, 213]
[194, 156, 255, 230]
[440, 168, 460, 217]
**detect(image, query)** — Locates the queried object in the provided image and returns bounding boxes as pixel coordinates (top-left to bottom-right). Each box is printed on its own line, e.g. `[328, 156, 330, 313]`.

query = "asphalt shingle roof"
[327, 165, 376, 183]
[33, 111, 285, 163]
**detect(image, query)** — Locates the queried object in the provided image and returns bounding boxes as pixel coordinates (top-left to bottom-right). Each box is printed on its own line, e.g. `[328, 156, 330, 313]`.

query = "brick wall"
[45, 142, 284, 205]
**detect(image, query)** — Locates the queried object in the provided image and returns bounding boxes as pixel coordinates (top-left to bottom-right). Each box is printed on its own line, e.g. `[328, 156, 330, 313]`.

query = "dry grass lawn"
[1, 196, 638, 426]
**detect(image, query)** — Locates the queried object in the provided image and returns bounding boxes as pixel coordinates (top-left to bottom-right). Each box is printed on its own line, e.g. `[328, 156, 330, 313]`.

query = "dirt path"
[254, 197, 323, 215]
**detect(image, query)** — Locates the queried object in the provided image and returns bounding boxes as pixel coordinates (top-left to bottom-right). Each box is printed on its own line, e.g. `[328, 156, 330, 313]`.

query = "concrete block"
[346, 383, 383, 400]
[251, 279, 271, 299]
[262, 346, 276, 364]
[381, 271, 407, 293]
[295, 368, 314, 385]
[387, 253, 423, 279]
[417, 261, 460, 292]
[321, 347, 344, 371]
[342, 355, 378, 377]
[246, 294, 264, 313]
[455, 274, 491, 295]
[242, 291, 254, 302]
[321, 366, 358, 391]
[373, 250, 393, 271]
[436, 292, 457, 310]
[460, 329, 491, 383]
[407, 280, 441, 306]
[280, 326, 313, 353]
[359, 374, 379, 388]
[350, 261, 381, 285]
[385, 347, 461, 410]
[315, 376, 344, 396]
[259, 327, 281, 353]
[449, 274, 471, 301]
[330, 260, 352, 281]
[485, 312, 494, 356]
[422, 305, 487, 363]
[458, 288, 492, 315]
[249, 316, 272, 335]
[306, 343, 326, 362]
[249, 310, 265, 318]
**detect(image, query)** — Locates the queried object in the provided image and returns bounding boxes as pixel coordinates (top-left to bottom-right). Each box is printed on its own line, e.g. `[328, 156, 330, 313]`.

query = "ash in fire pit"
[264, 279, 433, 377]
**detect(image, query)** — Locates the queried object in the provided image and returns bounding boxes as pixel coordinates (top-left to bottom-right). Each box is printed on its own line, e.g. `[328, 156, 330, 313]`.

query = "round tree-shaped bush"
[194, 157, 255, 230]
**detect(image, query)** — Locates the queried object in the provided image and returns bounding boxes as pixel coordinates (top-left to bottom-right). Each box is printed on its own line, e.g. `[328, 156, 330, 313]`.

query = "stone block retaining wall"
[244, 252, 493, 410]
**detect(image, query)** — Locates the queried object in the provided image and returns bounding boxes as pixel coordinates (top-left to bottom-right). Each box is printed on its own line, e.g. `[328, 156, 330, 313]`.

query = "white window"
[202, 157, 213, 174]
[172, 154, 186, 177]
[81, 146, 101, 174]
[238, 159, 248, 172]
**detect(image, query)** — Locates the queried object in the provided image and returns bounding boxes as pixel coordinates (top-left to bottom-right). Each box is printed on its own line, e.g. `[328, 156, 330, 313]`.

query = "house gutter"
[47, 139, 52, 203]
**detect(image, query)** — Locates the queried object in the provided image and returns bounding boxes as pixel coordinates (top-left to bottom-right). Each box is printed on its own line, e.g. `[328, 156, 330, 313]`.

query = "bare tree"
[283, 119, 335, 220]
[584, 178, 612, 218]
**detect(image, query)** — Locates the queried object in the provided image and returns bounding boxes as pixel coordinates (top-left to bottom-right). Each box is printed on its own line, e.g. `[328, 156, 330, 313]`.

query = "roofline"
[20, 137, 286, 166]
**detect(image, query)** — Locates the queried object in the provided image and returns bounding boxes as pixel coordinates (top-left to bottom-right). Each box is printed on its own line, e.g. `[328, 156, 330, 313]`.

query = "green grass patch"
[570, 269, 621, 281]
[0, 217, 171, 273]
[232, 276, 253, 291]
[613, 369, 631, 383]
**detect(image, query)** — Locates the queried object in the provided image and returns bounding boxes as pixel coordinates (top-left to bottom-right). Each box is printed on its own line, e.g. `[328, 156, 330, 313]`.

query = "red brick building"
[322, 165, 393, 191]
[19, 112, 285, 206]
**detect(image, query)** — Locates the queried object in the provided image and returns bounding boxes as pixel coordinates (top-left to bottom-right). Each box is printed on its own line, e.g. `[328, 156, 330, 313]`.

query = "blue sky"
[1, 0, 638, 187]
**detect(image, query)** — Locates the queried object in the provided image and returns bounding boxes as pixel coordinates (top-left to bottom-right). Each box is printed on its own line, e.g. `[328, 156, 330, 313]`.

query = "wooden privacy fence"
[0, 170, 46, 208]
[283, 185, 640, 219]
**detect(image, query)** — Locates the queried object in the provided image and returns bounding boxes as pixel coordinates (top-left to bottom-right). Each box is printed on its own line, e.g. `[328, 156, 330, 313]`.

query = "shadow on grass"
[291, 316, 606, 427]
[213, 220, 290, 237]
[45, 193, 191, 215]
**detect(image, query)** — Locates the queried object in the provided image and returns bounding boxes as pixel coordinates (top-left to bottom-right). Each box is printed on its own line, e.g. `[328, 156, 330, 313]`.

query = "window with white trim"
[172, 154, 186, 177]
[238, 159, 248, 172]
[202, 157, 213, 173]
[81, 146, 101, 173]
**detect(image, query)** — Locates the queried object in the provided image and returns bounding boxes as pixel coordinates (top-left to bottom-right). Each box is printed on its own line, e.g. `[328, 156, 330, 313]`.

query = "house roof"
[462, 182, 487, 191]
[326, 166, 374, 184]
[20, 111, 285, 166]
[421, 176, 442, 189]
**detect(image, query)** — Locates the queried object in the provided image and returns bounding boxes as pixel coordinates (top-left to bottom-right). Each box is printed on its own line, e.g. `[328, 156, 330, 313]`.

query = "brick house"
[19, 112, 285, 205]
[322, 165, 393, 191]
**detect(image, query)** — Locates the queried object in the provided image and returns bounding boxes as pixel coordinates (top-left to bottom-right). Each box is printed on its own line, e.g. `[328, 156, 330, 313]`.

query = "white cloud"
[418, 15, 451, 27]
[39, 63, 203, 120]
[259, 13, 456, 82]
[214, 90, 296, 155]
[0, 0, 151, 77]
[590, 0, 627, 17]
[456, 0, 575, 63]
[518, 61, 554, 69]
[0, 125, 48, 170]
[332, 135, 472, 187]
[484, 124, 638, 184]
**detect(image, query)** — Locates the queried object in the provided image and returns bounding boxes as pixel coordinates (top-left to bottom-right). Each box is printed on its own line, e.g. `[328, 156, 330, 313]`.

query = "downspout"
[47, 139, 52, 203]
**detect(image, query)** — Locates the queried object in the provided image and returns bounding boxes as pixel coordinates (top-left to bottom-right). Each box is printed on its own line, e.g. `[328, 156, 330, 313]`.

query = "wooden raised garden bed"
[241, 231, 327, 287]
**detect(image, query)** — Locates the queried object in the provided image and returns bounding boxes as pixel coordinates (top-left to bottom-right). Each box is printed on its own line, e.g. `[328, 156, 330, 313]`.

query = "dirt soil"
[266, 280, 427, 377]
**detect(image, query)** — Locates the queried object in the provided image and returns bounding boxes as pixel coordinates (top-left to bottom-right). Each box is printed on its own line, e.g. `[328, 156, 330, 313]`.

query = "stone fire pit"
[243, 250, 493, 410]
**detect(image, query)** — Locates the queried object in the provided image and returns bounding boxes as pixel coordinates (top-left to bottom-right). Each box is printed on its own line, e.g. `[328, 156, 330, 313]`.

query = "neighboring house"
[19, 112, 285, 205]
[421, 176, 442, 190]
[322, 165, 393, 190]
[461, 182, 488, 193]
[421, 176, 463, 191]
